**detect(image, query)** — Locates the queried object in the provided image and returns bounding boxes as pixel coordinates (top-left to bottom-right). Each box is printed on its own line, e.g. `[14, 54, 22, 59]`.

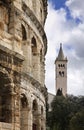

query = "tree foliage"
[47, 95, 84, 130]
[70, 110, 84, 130]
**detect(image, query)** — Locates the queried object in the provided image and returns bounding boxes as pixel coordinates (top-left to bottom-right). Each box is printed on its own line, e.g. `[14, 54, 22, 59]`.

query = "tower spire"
[57, 43, 64, 61]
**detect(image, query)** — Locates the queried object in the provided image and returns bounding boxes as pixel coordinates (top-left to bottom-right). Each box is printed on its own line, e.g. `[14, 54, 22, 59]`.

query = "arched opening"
[22, 24, 27, 40]
[63, 64, 65, 68]
[33, 100, 38, 111]
[21, 94, 28, 108]
[59, 71, 64, 77]
[58, 64, 60, 68]
[31, 36, 39, 78]
[61, 64, 63, 67]
[0, 71, 12, 123]
[20, 93, 28, 130]
[31, 37, 37, 55]
[59, 71, 61, 76]
[32, 99, 38, 130]
[62, 71, 64, 77]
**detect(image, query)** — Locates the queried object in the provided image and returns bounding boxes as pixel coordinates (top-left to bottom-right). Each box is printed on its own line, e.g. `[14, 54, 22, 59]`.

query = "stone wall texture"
[0, 0, 47, 130]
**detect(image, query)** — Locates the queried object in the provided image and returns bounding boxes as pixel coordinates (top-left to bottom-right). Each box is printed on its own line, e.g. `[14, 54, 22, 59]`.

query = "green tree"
[70, 110, 84, 130]
[46, 95, 84, 130]
[50, 96, 72, 130]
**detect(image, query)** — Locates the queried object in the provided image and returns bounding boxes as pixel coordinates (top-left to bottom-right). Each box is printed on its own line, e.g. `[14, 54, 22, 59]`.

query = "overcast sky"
[45, 0, 84, 96]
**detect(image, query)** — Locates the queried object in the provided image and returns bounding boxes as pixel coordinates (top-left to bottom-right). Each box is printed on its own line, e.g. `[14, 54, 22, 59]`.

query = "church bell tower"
[55, 44, 68, 96]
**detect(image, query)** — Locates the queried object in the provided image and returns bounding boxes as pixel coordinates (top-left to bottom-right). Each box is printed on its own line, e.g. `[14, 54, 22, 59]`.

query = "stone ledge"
[0, 122, 12, 129]
[0, 44, 24, 61]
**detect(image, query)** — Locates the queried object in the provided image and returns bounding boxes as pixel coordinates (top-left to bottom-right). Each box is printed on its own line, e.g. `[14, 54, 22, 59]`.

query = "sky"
[45, 0, 84, 96]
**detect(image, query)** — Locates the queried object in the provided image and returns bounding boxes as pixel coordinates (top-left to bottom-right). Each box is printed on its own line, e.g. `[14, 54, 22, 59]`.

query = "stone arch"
[20, 93, 29, 130]
[0, 68, 12, 123]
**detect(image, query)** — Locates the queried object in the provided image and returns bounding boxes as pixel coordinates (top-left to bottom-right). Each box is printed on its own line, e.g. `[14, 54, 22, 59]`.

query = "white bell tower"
[55, 44, 68, 96]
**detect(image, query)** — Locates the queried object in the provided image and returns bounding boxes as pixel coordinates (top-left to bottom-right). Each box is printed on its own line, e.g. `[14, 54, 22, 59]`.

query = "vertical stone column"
[40, 60, 45, 86]
[43, 108, 46, 130]
[28, 100, 33, 130]
[8, 3, 15, 35]
[9, 2, 22, 54]
[22, 40, 32, 74]
[20, 107, 29, 130]
[11, 84, 20, 130]
[32, 53, 40, 81]
[38, 106, 41, 130]
[39, 49, 45, 85]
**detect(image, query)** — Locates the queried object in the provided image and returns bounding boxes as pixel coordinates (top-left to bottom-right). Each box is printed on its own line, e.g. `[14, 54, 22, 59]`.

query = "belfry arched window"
[62, 71, 64, 77]
[59, 71, 64, 77]
[59, 71, 61, 76]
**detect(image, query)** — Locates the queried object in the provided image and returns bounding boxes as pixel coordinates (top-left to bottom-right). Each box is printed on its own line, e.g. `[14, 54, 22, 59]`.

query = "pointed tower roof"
[55, 43, 67, 62]
[57, 43, 64, 60]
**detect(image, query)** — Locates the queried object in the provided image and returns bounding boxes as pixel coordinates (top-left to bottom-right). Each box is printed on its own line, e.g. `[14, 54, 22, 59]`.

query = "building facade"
[55, 44, 68, 96]
[0, 0, 47, 130]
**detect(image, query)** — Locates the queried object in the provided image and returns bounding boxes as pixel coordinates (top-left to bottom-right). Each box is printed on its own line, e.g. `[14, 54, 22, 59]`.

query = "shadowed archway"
[0, 68, 12, 123]
[20, 93, 29, 130]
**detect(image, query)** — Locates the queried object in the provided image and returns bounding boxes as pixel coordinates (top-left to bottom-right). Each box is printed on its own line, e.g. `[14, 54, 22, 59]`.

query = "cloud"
[45, 1, 84, 96]
[66, 0, 84, 20]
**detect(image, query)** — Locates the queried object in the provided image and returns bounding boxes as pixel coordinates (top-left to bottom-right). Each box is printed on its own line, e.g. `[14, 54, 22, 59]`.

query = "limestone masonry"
[0, 0, 47, 130]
